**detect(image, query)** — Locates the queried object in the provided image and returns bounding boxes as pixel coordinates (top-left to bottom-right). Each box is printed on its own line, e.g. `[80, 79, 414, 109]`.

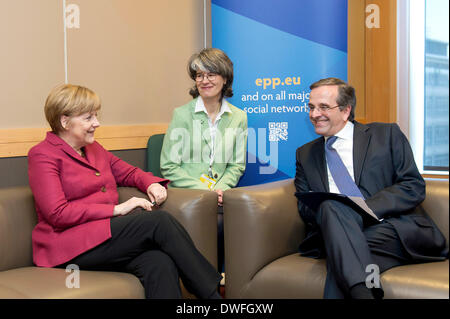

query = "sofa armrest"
[223, 179, 304, 298]
[421, 178, 449, 248]
[0, 186, 37, 271]
[117, 187, 219, 269]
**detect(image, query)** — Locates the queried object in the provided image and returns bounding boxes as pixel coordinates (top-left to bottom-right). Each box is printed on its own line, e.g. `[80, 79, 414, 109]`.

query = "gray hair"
[187, 48, 234, 99]
[310, 77, 356, 121]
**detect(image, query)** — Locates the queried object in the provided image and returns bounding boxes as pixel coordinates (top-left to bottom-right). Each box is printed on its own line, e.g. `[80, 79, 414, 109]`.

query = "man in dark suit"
[295, 77, 447, 299]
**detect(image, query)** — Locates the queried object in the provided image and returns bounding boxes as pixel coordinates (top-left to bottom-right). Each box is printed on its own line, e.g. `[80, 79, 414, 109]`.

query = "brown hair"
[44, 84, 101, 133]
[187, 48, 234, 99]
[310, 77, 356, 121]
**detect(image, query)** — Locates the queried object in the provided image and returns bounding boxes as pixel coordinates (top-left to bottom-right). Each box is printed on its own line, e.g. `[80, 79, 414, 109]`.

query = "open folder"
[295, 192, 381, 225]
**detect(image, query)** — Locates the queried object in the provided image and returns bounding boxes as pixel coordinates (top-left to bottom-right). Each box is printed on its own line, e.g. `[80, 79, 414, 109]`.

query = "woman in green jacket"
[160, 48, 247, 272]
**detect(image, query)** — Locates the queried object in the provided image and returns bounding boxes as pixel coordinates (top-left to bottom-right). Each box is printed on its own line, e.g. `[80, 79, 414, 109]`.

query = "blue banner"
[211, 0, 348, 186]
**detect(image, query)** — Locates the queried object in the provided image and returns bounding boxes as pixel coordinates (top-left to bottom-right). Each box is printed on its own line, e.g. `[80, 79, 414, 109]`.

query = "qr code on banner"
[269, 122, 288, 142]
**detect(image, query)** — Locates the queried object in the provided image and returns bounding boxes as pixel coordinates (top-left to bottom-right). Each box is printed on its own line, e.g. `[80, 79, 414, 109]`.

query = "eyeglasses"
[308, 104, 341, 113]
[195, 72, 218, 82]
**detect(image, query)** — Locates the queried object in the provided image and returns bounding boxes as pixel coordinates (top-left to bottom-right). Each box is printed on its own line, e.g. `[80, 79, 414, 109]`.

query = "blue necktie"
[325, 136, 364, 198]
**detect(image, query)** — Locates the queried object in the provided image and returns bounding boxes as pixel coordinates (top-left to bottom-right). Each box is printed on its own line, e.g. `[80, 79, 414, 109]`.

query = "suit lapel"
[191, 105, 211, 151]
[61, 144, 97, 169]
[215, 112, 232, 158]
[217, 111, 232, 133]
[310, 137, 329, 192]
[353, 121, 371, 185]
[46, 131, 98, 170]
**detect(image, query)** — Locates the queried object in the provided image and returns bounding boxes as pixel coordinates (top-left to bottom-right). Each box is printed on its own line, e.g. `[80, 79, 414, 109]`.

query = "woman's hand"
[214, 189, 224, 206]
[113, 197, 153, 216]
[147, 183, 167, 206]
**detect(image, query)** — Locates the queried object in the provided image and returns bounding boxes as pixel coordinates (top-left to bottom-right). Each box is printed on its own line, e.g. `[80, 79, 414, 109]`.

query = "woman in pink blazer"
[28, 84, 221, 299]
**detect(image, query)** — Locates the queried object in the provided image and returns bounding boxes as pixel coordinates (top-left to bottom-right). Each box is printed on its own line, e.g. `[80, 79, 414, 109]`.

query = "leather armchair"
[223, 178, 449, 299]
[0, 186, 218, 298]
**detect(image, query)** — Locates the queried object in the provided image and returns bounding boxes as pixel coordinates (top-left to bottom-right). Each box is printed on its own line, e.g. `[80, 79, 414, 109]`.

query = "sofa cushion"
[381, 260, 449, 299]
[240, 253, 449, 299]
[0, 284, 28, 298]
[0, 267, 144, 299]
[242, 254, 326, 299]
[421, 179, 449, 248]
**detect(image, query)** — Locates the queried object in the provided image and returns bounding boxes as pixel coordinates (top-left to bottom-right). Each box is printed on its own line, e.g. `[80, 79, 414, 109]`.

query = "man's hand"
[147, 183, 167, 206]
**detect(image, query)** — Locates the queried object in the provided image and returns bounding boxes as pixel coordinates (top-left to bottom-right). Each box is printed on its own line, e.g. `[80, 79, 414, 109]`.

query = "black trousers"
[217, 206, 224, 273]
[316, 200, 410, 299]
[61, 209, 222, 299]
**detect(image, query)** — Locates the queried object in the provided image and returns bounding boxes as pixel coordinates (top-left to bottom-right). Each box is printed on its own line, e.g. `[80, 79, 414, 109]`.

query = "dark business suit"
[295, 121, 447, 298]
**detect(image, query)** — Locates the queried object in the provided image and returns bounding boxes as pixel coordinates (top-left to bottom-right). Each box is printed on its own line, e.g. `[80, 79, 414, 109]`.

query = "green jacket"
[160, 98, 248, 190]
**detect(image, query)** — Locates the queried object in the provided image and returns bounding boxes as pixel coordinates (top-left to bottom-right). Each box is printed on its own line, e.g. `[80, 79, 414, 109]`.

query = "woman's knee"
[151, 210, 174, 221]
[149, 250, 177, 271]
[129, 250, 181, 298]
[136, 209, 174, 227]
[131, 250, 178, 277]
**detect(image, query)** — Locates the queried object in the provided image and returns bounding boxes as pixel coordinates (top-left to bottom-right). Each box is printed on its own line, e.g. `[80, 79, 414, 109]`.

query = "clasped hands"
[214, 189, 223, 206]
[113, 183, 167, 216]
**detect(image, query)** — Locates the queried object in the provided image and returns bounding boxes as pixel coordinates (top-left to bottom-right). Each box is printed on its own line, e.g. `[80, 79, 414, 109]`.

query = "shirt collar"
[325, 120, 354, 142]
[195, 96, 232, 118]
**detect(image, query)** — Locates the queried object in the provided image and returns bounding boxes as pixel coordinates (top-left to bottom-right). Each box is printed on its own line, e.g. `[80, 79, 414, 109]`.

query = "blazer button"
[101, 186, 106, 192]
[95, 172, 101, 176]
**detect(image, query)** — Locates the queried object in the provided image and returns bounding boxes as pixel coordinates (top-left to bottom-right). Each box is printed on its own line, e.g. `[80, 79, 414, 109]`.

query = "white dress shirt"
[195, 97, 232, 175]
[324, 121, 355, 194]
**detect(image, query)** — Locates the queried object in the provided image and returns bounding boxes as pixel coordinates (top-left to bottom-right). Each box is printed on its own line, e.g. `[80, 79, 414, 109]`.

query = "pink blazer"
[28, 132, 169, 267]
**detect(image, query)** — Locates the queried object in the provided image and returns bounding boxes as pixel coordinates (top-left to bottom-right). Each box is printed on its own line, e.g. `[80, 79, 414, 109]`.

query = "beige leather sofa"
[224, 178, 449, 299]
[0, 186, 218, 298]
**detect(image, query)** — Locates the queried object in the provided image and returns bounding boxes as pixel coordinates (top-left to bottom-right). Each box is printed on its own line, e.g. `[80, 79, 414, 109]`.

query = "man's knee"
[316, 200, 362, 227]
[316, 200, 340, 225]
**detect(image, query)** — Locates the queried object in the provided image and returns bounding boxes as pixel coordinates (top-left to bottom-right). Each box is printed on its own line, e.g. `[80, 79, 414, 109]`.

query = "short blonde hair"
[44, 84, 101, 133]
